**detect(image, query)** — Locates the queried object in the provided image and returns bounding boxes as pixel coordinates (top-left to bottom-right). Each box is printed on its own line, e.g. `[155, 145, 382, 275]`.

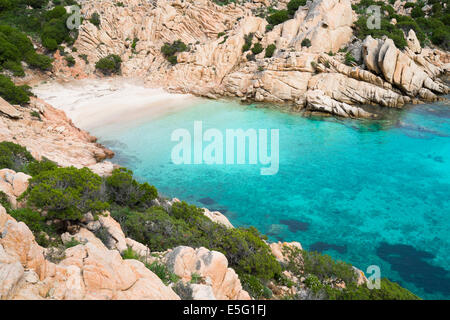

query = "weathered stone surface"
[0, 97, 22, 119]
[164, 246, 250, 300]
[202, 208, 234, 228]
[0, 204, 180, 300]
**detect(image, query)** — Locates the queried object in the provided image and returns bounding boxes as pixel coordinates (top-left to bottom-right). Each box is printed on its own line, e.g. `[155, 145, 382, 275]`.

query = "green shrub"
[302, 250, 356, 284]
[266, 10, 289, 26]
[251, 42, 263, 55]
[64, 55, 75, 67]
[78, 54, 88, 64]
[0, 190, 11, 212]
[8, 207, 60, 247]
[95, 54, 122, 75]
[0, 141, 34, 172]
[24, 52, 53, 70]
[217, 32, 225, 38]
[0, 0, 12, 11]
[161, 40, 187, 57]
[167, 55, 177, 65]
[240, 274, 265, 299]
[89, 12, 101, 27]
[44, 6, 66, 20]
[26, 157, 58, 176]
[344, 51, 356, 66]
[287, 0, 306, 16]
[301, 38, 311, 48]
[411, 6, 425, 18]
[24, 0, 48, 9]
[64, 237, 81, 248]
[161, 40, 187, 65]
[265, 43, 276, 58]
[105, 168, 157, 209]
[242, 33, 253, 52]
[326, 278, 421, 300]
[0, 75, 31, 103]
[122, 247, 141, 260]
[24, 166, 109, 222]
[41, 37, 58, 51]
[110, 201, 281, 284]
[3, 60, 24, 76]
[147, 261, 179, 285]
[0, 24, 52, 73]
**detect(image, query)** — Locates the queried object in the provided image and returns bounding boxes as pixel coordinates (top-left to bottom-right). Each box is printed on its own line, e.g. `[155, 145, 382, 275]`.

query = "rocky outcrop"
[202, 208, 234, 229]
[68, 0, 448, 119]
[164, 246, 251, 300]
[0, 97, 22, 119]
[0, 204, 180, 300]
[0, 169, 31, 209]
[269, 241, 302, 264]
[0, 96, 115, 175]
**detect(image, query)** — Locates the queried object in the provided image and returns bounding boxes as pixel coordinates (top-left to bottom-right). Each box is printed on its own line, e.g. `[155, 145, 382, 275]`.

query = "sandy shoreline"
[32, 78, 201, 134]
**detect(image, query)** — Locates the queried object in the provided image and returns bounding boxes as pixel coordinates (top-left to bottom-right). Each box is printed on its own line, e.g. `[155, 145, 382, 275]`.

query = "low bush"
[0, 190, 11, 212]
[0, 75, 32, 104]
[111, 201, 282, 287]
[0, 141, 35, 172]
[89, 12, 100, 27]
[95, 54, 122, 75]
[24, 166, 110, 222]
[105, 168, 157, 209]
[301, 38, 311, 48]
[344, 51, 356, 66]
[265, 44, 276, 58]
[161, 40, 187, 65]
[251, 42, 263, 55]
[64, 55, 75, 67]
[8, 207, 60, 247]
[287, 0, 306, 16]
[242, 33, 254, 52]
[266, 10, 289, 26]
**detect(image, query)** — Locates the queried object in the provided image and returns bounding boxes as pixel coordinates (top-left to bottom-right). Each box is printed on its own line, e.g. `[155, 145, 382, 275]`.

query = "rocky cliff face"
[0, 96, 115, 175]
[63, 0, 449, 118]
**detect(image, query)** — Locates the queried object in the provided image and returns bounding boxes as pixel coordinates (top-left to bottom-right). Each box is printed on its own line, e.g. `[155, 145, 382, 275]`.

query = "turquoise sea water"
[92, 97, 450, 300]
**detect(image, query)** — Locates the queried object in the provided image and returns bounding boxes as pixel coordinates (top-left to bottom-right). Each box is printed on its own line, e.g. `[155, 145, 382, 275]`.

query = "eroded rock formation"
[60, 0, 449, 118]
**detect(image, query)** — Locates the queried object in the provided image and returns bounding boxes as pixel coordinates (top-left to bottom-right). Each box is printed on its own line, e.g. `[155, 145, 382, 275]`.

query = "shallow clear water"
[92, 97, 450, 300]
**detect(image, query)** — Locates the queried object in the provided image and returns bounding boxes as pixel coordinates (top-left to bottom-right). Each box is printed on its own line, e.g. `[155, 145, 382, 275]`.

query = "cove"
[93, 97, 450, 300]
[35, 82, 450, 299]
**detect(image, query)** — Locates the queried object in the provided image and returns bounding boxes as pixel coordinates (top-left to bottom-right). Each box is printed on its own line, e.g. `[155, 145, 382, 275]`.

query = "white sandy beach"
[33, 78, 201, 134]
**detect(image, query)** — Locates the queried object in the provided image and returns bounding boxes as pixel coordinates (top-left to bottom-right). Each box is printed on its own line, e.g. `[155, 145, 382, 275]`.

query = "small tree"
[301, 38, 311, 48]
[251, 43, 263, 55]
[24, 166, 109, 221]
[89, 12, 101, 27]
[95, 54, 122, 74]
[265, 44, 276, 58]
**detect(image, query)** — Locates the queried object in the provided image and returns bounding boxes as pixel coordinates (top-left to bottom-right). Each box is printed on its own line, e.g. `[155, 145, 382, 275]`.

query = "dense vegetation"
[0, 2, 78, 51]
[0, 74, 32, 104]
[353, 0, 449, 50]
[282, 246, 420, 300]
